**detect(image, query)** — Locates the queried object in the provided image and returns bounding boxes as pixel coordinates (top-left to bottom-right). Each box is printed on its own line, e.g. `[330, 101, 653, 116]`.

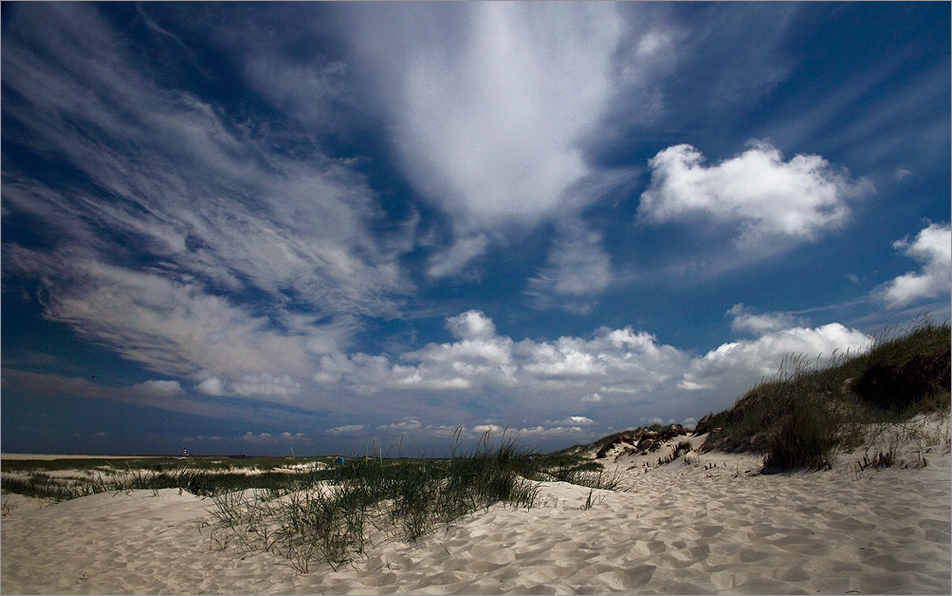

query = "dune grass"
[205, 429, 541, 572]
[698, 316, 950, 472]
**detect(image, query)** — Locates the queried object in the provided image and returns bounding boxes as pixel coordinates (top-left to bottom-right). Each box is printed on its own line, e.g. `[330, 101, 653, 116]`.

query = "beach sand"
[2, 423, 950, 595]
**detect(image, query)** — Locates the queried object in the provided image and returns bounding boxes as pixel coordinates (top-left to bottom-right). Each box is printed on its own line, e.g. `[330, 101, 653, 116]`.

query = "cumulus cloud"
[446, 310, 499, 342]
[325, 425, 365, 435]
[314, 309, 873, 426]
[240, 431, 309, 445]
[196, 377, 226, 397]
[875, 223, 952, 309]
[396, 311, 517, 391]
[314, 310, 691, 411]
[547, 416, 596, 426]
[638, 140, 873, 247]
[505, 425, 591, 439]
[680, 323, 874, 393]
[727, 303, 806, 336]
[378, 419, 423, 431]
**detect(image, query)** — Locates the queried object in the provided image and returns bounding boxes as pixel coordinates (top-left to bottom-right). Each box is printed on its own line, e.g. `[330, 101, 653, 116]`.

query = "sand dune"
[2, 427, 950, 595]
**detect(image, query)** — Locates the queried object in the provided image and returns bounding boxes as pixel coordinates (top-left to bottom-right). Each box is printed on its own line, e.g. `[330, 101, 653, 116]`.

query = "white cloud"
[548, 416, 595, 426]
[638, 140, 873, 247]
[325, 425, 365, 435]
[427, 235, 490, 279]
[544, 235, 611, 299]
[378, 419, 423, 431]
[389, 3, 621, 225]
[232, 373, 302, 398]
[240, 432, 273, 444]
[314, 310, 690, 411]
[680, 323, 874, 393]
[240, 431, 308, 445]
[196, 377, 227, 396]
[446, 310, 499, 342]
[133, 379, 184, 397]
[527, 219, 613, 312]
[349, 3, 634, 275]
[506, 425, 590, 439]
[243, 53, 351, 133]
[317, 310, 873, 422]
[876, 223, 952, 309]
[470, 424, 507, 437]
[727, 303, 806, 336]
[9, 254, 316, 385]
[1, 3, 418, 400]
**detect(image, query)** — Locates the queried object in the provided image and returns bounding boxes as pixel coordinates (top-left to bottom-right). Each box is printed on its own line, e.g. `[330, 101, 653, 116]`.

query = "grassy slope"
[695, 318, 950, 471]
[536, 319, 949, 474]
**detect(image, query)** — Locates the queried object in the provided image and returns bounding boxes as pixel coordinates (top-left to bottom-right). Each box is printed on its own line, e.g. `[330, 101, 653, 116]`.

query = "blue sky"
[2, 2, 949, 457]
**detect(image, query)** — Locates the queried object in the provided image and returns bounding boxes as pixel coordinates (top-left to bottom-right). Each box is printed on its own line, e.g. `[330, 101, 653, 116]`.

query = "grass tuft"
[202, 430, 541, 572]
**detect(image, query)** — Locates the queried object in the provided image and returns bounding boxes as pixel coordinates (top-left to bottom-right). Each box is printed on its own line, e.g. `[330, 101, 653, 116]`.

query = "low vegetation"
[697, 317, 950, 472]
[0, 458, 341, 501]
[206, 430, 540, 572]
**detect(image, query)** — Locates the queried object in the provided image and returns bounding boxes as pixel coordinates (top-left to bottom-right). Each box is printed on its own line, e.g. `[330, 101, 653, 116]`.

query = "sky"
[2, 2, 950, 457]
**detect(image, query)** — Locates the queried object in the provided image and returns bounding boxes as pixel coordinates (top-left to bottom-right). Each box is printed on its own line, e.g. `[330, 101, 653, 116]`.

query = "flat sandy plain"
[2, 419, 950, 595]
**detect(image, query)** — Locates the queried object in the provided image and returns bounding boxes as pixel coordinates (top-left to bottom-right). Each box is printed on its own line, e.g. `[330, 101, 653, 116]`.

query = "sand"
[2, 423, 950, 595]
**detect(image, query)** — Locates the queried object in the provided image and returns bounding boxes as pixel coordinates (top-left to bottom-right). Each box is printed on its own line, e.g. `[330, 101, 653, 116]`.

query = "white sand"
[2, 423, 950, 595]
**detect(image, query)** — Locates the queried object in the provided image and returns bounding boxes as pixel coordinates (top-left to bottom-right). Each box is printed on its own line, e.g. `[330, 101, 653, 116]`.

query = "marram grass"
[698, 316, 950, 472]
